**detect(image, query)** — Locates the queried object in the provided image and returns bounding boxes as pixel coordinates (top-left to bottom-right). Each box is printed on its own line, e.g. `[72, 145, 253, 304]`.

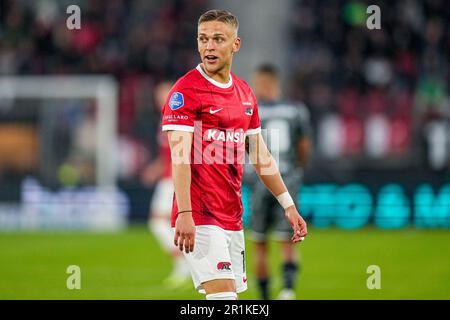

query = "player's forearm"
[248, 133, 290, 198]
[254, 156, 289, 198]
[172, 163, 192, 211]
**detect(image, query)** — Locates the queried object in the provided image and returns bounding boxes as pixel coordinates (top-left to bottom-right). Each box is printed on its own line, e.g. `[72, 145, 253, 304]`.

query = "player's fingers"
[291, 234, 301, 243]
[291, 231, 299, 243]
[291, 220, 304, 243]
[299, 219, 308, 237]
[184, 236, 190, 254]
[178, 234, 185, 251]
[292, 218, 301, 236]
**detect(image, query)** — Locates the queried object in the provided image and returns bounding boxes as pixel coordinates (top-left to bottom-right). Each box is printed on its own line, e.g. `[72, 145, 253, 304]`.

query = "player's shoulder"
[172, 68, 203, 91]
[231, 73, 258, 106]
[166, 68, 203, 107]
[231, 72, 253, 91]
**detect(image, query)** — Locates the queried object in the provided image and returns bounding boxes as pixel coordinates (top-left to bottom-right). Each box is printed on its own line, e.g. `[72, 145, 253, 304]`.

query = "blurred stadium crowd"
[0, 0, 448, 188]
[0, 0, 209, 184]
[288, 0, 449, 171]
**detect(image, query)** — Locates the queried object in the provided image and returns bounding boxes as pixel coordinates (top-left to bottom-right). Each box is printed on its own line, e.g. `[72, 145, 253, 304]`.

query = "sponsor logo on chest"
[205, 128, 245, 143]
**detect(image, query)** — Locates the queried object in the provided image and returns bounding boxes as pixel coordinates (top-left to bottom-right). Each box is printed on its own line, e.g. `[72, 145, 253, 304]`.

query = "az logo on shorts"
[217, 262, 232, 271]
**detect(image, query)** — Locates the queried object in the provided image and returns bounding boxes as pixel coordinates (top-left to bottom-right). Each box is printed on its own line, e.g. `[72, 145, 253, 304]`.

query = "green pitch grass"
[0, 225, 449, 300]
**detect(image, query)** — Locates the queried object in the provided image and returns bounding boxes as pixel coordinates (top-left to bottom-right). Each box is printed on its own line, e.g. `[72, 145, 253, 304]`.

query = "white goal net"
[0, 76, 128, 230]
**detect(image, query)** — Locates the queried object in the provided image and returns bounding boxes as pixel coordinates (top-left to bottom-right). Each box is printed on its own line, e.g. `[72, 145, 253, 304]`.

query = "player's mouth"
[205, 55, 218, 64]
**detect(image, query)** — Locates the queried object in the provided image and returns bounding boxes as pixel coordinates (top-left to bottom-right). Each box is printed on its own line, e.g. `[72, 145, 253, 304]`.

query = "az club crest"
[217, 262, 232, 271]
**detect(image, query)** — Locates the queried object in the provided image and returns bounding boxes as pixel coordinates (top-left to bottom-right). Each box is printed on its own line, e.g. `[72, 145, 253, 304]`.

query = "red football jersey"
[162, 64, 261, 231]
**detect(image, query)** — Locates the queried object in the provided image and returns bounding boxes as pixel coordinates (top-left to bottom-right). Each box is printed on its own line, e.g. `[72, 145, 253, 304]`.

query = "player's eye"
[198, 37, 208, 43]
[215, 37, 224, 43]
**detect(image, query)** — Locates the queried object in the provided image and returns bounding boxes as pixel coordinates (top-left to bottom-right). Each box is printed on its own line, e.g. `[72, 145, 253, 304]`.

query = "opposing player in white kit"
[161, 10, 308, 300]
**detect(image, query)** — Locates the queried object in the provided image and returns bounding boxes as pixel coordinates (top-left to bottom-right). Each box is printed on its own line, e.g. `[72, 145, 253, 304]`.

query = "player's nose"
[206, 39, 215, 50]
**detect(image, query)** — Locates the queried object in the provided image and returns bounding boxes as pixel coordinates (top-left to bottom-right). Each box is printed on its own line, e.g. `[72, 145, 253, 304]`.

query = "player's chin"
[203, 59, 221, 71]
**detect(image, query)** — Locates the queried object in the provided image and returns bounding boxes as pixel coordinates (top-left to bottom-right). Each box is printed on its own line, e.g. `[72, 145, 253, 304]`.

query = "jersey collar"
[196, 64, 233, 89]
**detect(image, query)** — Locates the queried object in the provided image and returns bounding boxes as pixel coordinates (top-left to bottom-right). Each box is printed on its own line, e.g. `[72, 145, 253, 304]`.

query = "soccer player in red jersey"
[161, 9, 307, 300]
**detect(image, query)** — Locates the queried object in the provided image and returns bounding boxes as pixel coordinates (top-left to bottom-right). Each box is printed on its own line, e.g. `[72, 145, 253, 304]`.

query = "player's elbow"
[253, 157, 279, 177]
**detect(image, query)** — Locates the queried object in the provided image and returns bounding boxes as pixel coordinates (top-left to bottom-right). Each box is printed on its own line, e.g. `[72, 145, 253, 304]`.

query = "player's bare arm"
[246, 132, 308, 243]
[167, 130, 195, 253]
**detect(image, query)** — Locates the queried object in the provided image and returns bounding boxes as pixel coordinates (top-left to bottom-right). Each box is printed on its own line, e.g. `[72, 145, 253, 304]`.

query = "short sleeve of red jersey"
[246, 91, 261, 135]
[161, 85, 200, 132]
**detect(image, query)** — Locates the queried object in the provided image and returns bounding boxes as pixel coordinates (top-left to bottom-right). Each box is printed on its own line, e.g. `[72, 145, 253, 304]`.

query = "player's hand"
[174, 212, 196, 253]
[284, 206, 308, 243]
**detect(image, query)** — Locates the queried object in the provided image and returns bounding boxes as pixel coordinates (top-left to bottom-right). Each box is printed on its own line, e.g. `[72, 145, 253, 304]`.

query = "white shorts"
[150, 178, 174, 215]
[180, 225, 248, 294]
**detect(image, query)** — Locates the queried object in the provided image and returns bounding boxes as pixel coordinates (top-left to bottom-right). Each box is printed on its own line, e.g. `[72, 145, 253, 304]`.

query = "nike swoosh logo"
[210, 108, 223, 114]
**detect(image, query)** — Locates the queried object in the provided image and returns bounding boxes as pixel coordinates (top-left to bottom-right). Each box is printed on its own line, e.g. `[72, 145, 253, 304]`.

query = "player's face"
[253, 73, 280, 102]
[197, 21, 240, 75]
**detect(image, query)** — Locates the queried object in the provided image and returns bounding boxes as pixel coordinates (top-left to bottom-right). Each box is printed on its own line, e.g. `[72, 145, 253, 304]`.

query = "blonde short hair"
[198, 9, 239, 33]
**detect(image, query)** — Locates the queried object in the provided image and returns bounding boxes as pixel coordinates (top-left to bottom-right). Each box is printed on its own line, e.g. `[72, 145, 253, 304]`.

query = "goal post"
[0, 75, 118, 187]
[0, 75, 129, 230]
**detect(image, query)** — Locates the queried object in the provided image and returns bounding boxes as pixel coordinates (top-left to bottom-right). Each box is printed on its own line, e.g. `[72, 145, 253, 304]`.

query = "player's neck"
[200, 63, 231, 84]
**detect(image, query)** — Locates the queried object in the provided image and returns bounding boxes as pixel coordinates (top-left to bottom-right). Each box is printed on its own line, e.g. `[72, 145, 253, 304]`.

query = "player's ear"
[232, 37, 241, 54]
